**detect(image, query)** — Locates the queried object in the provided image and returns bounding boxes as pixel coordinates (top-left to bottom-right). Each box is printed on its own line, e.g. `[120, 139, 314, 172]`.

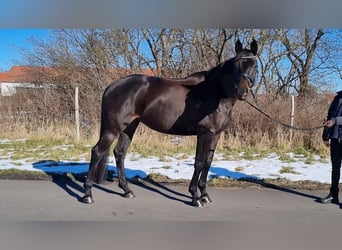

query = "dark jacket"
[322, 90, 342, 141]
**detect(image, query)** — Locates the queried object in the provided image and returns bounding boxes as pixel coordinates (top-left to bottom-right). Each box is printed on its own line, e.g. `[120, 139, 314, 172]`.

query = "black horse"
[82, 40, 258, 207]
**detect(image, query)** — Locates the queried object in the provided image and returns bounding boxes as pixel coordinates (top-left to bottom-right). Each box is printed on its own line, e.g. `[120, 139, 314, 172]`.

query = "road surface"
[1, 179, 342, 250]
[0, 179, 341, 222]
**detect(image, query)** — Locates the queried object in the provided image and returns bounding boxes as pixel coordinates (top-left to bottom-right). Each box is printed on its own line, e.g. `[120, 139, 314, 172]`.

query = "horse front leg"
[189, 159, 204, 207]
[198, 135, 219, 204]
[189, 131, 218, 207]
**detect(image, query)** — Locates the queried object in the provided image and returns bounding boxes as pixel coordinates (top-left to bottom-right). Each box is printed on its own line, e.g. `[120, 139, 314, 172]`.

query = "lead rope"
[244, 91, 326, 131]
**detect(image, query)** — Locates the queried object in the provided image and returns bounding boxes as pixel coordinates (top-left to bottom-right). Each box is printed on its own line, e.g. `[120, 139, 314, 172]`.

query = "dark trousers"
[330, 139, 342, 194]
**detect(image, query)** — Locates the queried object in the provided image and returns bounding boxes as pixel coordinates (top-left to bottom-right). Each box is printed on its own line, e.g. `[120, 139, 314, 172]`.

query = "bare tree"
[16, 28, 342, 129]
[278, 29, 324, 95]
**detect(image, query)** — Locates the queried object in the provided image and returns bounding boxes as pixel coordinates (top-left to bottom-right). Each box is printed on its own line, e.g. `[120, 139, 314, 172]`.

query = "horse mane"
[206, 57, 234, 81]
[187, 70, 207, 78]
[181, 59, 236, 91]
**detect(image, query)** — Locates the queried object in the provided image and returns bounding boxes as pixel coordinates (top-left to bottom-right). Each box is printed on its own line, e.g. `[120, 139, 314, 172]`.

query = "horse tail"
[94, 87, 114, 184]
[94, 147, 110, 184]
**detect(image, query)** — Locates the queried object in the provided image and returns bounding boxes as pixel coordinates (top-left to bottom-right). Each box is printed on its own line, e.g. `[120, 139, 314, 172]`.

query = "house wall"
[0, 82, 36, 96]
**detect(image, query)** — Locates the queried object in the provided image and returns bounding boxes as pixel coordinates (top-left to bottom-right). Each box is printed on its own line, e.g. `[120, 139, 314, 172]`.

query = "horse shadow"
[32, 161, 326, 206]
[209, 166, 324, 202]
[130, 178, 193, 206]
[32, 160, 147, 202]
[32, 160, 191, 204]
[126, 165, 325, 206]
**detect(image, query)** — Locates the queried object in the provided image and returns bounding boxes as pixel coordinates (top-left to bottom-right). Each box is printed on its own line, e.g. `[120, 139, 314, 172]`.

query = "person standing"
[320, 90, 342, 207]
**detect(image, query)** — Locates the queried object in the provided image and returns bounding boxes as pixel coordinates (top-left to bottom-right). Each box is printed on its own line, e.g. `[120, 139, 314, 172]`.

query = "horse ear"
[235, 40, 243, 54]
[250, 39, 258, 55]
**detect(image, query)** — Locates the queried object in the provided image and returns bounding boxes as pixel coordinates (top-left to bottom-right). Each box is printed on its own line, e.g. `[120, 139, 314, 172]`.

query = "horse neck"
[205, 59, 237, 99]
[206, 58, 234, 76]
[181, 71, 207, 86]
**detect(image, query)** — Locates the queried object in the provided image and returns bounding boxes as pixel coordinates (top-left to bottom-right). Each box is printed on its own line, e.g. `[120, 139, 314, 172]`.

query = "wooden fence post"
[290, 95, 295, 142]
[75, 86, 80, 141]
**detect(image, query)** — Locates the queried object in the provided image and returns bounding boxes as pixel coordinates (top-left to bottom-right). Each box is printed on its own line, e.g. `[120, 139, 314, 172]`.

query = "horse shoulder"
[197, 98, 236, 133]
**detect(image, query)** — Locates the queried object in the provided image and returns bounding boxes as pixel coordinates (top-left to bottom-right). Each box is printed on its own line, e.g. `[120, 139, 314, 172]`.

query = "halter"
[239, 73, 255, 85]
[240, 56, 257, 59]
[235, 55, 257, 88]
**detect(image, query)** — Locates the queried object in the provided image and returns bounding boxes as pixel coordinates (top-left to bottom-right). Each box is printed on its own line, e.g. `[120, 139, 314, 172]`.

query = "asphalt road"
[2, 179, 342, 250]
[0, 179, 341, 222]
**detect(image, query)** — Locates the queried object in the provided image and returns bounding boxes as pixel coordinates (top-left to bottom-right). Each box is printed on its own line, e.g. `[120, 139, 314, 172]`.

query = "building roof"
[0, 66, 35, 83]
[0, 66, 155, 84]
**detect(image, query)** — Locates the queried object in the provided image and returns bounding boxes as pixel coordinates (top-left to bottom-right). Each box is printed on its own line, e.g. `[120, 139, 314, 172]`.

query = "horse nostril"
[237, 88, 248, 99]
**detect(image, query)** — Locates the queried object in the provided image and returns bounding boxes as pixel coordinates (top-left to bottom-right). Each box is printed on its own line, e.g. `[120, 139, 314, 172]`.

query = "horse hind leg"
[94, 149, 110, 184]
[82, 132, 116, 204]
[114, 119, 139, 198]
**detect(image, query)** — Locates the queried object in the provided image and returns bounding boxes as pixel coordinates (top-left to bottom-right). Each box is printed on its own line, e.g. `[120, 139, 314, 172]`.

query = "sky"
[1, 29, 341, 91]
[0, 29, 50, 71]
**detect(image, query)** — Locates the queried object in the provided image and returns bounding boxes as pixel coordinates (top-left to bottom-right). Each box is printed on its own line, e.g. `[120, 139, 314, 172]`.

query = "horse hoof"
[124, 192, 135, 198]
[201, 195, 212, 204]
[192, 199, 203, 208]
[81, 195, 94, 204]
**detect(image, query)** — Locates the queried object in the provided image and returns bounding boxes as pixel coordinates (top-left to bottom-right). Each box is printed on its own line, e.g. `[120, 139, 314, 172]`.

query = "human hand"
[323, 140, 330, 147]
[325, 119, 335, 128]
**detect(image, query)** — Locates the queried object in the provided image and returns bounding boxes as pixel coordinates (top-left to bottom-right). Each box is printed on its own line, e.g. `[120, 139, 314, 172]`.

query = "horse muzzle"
[237, 77, 251, 100]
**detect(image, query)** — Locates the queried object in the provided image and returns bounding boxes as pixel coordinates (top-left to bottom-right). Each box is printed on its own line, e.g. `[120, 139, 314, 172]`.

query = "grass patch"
[319, 157, 329, 164]
[279, 166, 300, 175]
[279, 153, 296, 163]
[11, 161, 24, 166]
[158, 156, 173, 162]
[0, 169, 51, 180]
[0, 138, 91, 163]
[146, 173, 171, 182]
[242, 148, 272, 161]
[129, 153, 141, 161]
[161, 165, 172, 169]
[175, 153, 191, 160]
[305, 155, 314, 164]
[218, 148, 271, 161]
[218, 150, 242, 161]
[129, 132, 196, 159]
[292, 147, 309, 156]
[234, 166, 244, 172]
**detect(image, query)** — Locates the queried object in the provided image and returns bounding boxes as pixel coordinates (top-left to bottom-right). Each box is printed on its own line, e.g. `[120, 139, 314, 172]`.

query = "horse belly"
[140, 106, 184, 134]
[139, 94, 196, 135]
[141, 118, 197, 136]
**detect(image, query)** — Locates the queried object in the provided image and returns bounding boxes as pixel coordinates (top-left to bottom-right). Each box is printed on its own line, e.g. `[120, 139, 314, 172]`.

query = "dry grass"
[0, 91, 331, 157]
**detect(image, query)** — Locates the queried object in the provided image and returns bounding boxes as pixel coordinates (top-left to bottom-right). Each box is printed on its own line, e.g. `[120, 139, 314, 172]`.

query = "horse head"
[233, 39, 258, 100]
